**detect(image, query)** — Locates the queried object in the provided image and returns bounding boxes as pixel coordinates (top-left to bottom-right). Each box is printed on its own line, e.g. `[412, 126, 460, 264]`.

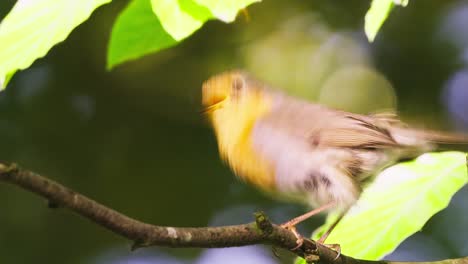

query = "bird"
[201, 70, 468, 249]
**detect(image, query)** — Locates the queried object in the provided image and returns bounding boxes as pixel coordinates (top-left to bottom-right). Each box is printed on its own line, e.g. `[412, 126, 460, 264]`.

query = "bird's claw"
[281, 222, 341, 259]
[292, 237, 304, 250]
[317, 242, 341, 260]
[280, 223, 304, 250]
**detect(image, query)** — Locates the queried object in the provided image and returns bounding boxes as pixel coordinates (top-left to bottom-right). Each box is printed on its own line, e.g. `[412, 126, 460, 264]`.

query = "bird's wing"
[264, 97, 401, 149]
[316, 112, 400, 149]
[261, 95, 428, 152]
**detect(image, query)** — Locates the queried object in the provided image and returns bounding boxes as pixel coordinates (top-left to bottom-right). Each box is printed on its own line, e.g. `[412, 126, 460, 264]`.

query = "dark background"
[1, 1, 467, 263]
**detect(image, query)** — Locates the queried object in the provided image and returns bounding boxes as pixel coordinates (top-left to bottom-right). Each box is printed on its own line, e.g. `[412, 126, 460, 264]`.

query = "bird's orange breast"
[209, 92, 277, 192]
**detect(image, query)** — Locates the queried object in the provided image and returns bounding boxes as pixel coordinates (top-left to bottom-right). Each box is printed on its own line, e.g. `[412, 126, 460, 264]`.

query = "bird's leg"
[280, 202, 336, 249]
[317, 211, 344, 244]
[281, 201, 336, 228]
[316, 211, 346, 259]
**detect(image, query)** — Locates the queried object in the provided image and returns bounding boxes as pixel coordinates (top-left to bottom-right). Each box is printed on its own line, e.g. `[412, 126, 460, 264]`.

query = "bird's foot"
[280, 223, 304, 250]
[316, 240, 341, 260]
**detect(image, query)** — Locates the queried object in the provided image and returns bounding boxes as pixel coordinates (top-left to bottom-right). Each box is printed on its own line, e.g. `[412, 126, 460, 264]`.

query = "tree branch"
[0, 162, 467, 264]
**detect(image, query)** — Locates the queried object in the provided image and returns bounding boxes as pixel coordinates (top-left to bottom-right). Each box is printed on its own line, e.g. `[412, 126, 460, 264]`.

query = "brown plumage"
[202, 70, 468, 243]
[203, 70, 468, 207]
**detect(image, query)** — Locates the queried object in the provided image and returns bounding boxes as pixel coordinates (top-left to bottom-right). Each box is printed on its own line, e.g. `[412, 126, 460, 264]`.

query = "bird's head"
[202, 70, 267, 115]
[201, 70, 277, 191]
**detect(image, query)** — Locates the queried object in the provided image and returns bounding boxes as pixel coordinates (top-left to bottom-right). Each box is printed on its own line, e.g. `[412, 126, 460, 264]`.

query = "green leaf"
[193, 0, 261, 22]
[298, 152, 467, 262]
[107, 0, 177, 69]
[150, 0, 260, 41]
[0, 0, 111, 89]
[364, 0, 409, 42]
[0, 71, 16, 88]
[150, 0, 213, 41]
[108, 0, 260, 68]
[364, 0, 395, 42]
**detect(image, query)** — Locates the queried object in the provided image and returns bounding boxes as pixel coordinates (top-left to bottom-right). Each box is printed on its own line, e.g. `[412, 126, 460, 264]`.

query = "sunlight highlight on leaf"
[150, 0, 213, 41]
[193, 0, 261, 22]
[364, 0, 395, 42]
[150, 0, 260, 41]
[108, 0, 260, 68]
[308, 152, 467, 261]
[0, 0, 111, 89]
[364, 0, 409, 42]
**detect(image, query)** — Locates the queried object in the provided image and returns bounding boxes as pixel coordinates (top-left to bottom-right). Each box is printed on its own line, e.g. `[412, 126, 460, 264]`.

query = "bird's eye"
[231, 76, 244, 93]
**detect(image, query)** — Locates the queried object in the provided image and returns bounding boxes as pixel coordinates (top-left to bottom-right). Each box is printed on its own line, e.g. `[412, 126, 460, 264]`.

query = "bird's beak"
[200, 100, 225, 114]
[201, 81, 229, 114]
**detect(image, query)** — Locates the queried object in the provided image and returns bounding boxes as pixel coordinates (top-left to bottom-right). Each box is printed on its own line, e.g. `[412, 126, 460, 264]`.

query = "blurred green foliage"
[0, 0, 399, 88]
[0, 0, 260, 87]
[0, 1, 467, 264]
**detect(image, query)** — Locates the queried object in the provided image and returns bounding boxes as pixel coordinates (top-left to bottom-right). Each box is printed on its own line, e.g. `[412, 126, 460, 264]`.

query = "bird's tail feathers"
[391, 127, 468, 146]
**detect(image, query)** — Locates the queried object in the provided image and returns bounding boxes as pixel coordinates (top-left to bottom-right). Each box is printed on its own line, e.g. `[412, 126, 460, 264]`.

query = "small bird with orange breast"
[201, 70, 468, 248]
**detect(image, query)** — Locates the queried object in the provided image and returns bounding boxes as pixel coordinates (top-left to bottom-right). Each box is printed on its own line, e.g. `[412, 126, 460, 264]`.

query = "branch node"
[4, 162, 468, 264]
[0, 162, 19, 178]
[254, 211, 273, 236]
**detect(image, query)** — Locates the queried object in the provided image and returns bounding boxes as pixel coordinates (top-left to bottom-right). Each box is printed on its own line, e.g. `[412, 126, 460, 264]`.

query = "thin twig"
[0, 162, 467, 264]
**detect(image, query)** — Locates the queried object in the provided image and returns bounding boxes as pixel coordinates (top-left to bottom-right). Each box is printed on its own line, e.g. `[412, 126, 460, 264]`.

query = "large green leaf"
[108, 0, 260, 68]
[364, 0, 409, 42]
[296, 151, 467, 263]
[0, 0, 111, 89]
[107, 0, 177, 69]
[151, 0, 260, 41]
